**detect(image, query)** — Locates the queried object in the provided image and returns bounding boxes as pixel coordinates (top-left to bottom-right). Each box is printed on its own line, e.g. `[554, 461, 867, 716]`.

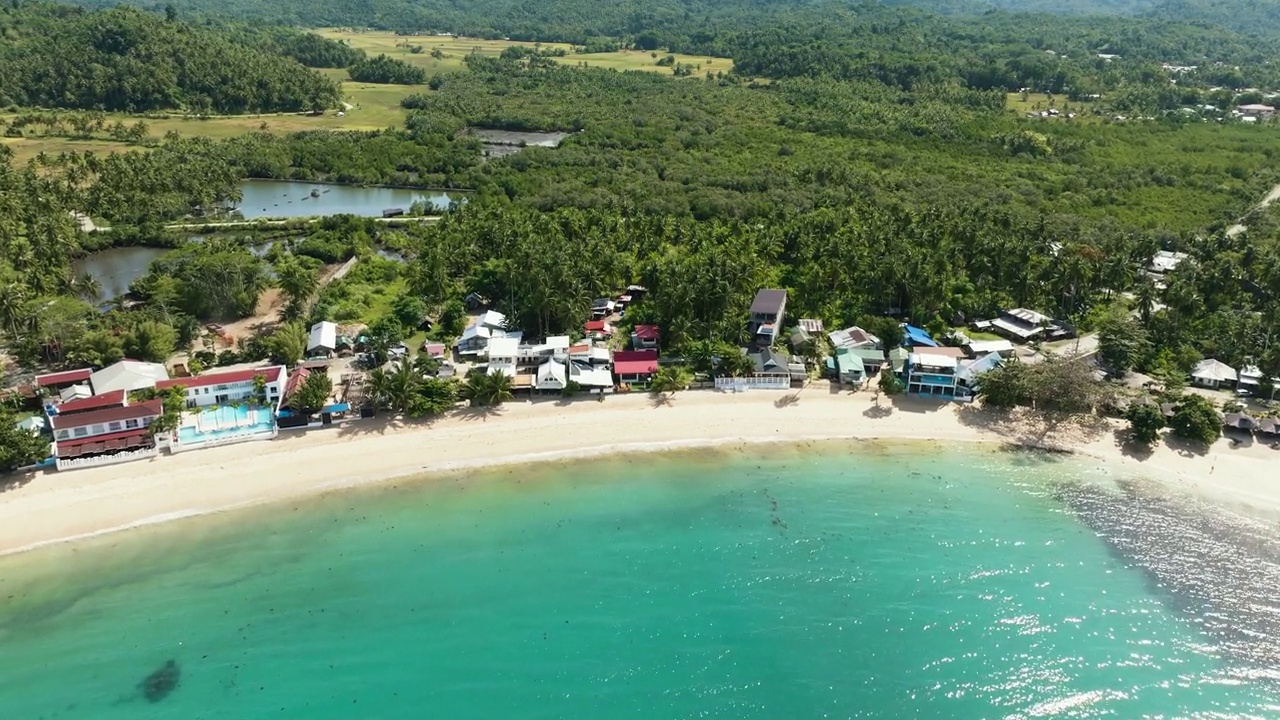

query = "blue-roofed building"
[901, 324, 939, 348]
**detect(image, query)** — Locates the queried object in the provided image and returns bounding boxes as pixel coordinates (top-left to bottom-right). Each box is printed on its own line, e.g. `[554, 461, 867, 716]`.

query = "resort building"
[1190, 358, 1236, 390]
[517, 336, 571, 365]
[155, 366, 287, 410]
[47, 389, 127, 419]
[748, 289, 788, 347]
[155, 366, 287, 453]
[89, 360, 170, 395]
[905, 352, 959, 397]
[50, 399, 163, 471]
[34, 368, 93, 393]
[631, 325, 661, 350]
[613, 349, 659, 385]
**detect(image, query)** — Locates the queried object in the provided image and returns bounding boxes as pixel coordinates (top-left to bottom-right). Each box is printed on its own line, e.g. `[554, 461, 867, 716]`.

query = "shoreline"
[1, 388, 1276, 558]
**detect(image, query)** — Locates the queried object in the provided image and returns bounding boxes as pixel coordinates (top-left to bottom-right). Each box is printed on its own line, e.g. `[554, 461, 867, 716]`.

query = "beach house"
[613, 349, 659, 385]
[631, 325, 661, 350]
[50, 399, 163, 471]
[827, 326, 881, 351]
[583, 319, 614, 339]
[568, 360, 614, 390]
[748, 289, 788, 347]
[155, 366, 287, 410]
[535, 359, 568, 392]
[956, 352, 1003, 400]
[1190, 358, 1236, 390]
[485, 337, 520, 377]
[834, 347, 886, 384]
[905, 351, 959, 397]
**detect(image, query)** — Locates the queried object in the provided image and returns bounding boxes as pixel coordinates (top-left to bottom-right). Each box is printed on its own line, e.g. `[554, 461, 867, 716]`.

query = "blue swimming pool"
[177, 404, 274, 445]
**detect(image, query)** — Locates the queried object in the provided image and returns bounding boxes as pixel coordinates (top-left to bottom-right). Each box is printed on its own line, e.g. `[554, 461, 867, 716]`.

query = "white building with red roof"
[50, 399, 164, 471]
[155, 365, 287, 410]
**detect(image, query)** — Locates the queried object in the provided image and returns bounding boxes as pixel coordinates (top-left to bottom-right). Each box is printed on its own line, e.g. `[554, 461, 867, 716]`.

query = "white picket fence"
[56, 446, 158, 472]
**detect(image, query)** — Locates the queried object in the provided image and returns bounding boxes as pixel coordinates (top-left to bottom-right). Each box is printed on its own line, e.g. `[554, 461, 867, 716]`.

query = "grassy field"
[316, 29, 733, 79]
[1, 33, 731, 163]
[1006, 92, 1095, 116]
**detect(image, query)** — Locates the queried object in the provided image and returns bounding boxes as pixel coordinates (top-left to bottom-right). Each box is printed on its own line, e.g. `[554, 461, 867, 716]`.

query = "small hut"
[1223, 412, 1257, 435]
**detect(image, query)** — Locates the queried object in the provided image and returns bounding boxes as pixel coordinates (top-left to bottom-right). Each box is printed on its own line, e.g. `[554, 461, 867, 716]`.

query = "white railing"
[56, 446, 158, 471]
[170, 426, 278, 453]
[714, 375, 791, 391]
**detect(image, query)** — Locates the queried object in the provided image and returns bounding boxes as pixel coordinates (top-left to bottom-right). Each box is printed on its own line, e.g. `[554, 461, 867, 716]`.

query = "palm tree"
[1134, 277, 1157, 324]
[649, 365, 691, 398]
[387, 358, 421, 414]
[70, 272, 102, 303]
[461, 371, 514, 407]
[275, 257, 318, 320]
[367, 367, 392, 411]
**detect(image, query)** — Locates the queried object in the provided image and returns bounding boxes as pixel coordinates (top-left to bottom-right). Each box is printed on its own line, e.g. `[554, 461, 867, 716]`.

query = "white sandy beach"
[1, 387, 1276, 556]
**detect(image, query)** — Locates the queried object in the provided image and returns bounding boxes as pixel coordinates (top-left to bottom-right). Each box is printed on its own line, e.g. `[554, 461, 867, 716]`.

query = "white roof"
[1004, 308, 1052, 325]
[569, 362, 614, 388]
[59, 384, 93, 402]
[1150, 250, 1189, 273]
[308, 321, 337, 351]
[910, 353, 958, 370]
[90, 360, 169, 394]
[991, 318, 1041, 339]
[967, 339, 1014, 355]
[458, 324, 493, 343]
[543, 335, 571, 351]
[1192, 358, 1236, 382]
[16, 416, 46, 433]
[536, 359, 567, 389]
[958, 353, 1002, 383]
[479, 310, 507, 330]
[1237, 365, 1263, 383]
[486, 336, 520, 358]
[1238, 103, 1275, 111]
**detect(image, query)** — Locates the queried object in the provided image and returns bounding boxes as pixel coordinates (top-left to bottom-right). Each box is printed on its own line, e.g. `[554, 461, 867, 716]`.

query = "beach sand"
[1, 387, 1276, 556]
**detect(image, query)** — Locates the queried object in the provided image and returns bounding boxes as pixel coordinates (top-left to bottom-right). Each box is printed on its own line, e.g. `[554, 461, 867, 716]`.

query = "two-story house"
[748, 289, 788, 347]
[905, 352, 959, 397]
[155, 366, 287, 410]
[50, 400, 163, 471]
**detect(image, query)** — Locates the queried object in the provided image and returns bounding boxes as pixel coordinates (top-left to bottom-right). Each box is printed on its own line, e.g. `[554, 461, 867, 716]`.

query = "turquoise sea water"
[1, 442, 1278, 719]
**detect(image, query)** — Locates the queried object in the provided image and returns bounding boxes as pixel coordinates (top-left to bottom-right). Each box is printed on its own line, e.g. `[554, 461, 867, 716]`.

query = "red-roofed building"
[155, 365, 287, 410]
[34, 368, 92, 390]
[51, 399, 163, 471]
[631, 324, 661, 350]
[584, 319, 614, 339]
[53, 389, 126, 416]
[613, 350, 659, 384]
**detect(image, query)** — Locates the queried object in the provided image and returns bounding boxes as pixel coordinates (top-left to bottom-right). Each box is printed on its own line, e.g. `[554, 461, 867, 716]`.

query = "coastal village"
[10, 243, 1279, 474]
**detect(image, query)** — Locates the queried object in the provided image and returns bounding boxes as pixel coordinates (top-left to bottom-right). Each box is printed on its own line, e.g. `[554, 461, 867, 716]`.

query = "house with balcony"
[485, 337, 521, 377]
[905, 352, 959, 397]
[155, 366, 287, 410]
[50, 400, 163, 471]
[748, 289, 788, 347]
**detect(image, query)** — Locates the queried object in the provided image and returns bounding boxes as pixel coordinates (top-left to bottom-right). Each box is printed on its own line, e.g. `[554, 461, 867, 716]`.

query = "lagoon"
[72, 246, 168, 301]
[0, 444, 1277, 718]
[233, 180, 459, 219]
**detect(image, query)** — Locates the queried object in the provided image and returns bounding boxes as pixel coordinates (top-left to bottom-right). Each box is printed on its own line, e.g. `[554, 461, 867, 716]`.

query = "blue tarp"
[902, 324, 939, 348]
[321, 403, 351, 414]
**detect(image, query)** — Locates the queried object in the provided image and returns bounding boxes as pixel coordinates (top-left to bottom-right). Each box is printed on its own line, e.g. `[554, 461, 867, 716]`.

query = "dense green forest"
[2, 0, 1280, 410]
[0, 5, 340, 112]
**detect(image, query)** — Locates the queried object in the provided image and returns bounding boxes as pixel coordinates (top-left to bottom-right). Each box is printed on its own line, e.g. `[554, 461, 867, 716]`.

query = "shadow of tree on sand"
[954, 404, 1111, 450]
